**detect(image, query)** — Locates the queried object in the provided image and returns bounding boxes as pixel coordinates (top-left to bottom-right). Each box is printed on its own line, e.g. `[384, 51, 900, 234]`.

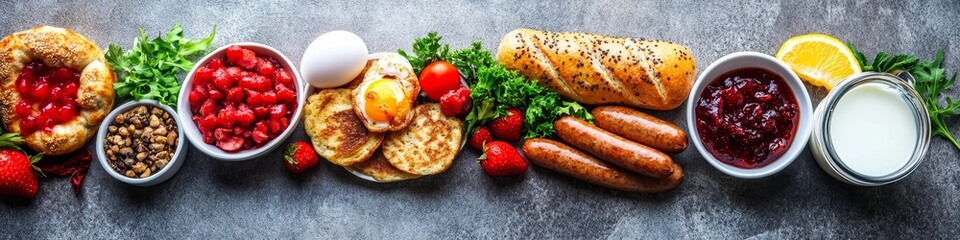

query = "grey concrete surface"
[1, 0, 959, 238]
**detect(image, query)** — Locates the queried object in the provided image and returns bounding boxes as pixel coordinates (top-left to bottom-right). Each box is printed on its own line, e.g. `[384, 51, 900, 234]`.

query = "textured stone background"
[1, 0, 958, 238]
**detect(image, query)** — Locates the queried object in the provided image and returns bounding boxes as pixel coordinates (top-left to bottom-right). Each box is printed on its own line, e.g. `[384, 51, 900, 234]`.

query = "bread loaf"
[496, 29, 696, 110]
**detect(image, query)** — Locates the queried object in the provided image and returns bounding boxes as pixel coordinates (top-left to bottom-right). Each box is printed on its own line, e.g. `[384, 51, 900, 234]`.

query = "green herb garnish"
[849, 44, 960, 151]
[105, 23, 216, 107]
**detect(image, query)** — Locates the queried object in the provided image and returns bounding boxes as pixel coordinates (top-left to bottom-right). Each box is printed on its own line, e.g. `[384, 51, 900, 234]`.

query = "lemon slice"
[775, 33, 862, 90]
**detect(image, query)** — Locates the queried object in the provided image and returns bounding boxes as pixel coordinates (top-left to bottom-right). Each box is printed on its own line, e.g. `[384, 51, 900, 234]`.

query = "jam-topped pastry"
[0, 26, 115, 155]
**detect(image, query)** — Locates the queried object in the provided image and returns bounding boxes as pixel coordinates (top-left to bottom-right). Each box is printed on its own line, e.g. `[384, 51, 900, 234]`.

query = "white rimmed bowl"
[177, 42, 307, 161]
[685, 52, 813, 179]
[96, 100, 186, 186]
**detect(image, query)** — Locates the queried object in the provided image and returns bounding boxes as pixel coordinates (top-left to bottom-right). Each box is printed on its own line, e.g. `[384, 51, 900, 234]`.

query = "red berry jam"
[15, 62, 81, 136]
[695, 68, 799, 168]
[189, 46, 297, 152]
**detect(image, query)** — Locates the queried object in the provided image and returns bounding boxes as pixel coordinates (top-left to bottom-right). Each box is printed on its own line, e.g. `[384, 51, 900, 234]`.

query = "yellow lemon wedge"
[775, 33, 862, 90]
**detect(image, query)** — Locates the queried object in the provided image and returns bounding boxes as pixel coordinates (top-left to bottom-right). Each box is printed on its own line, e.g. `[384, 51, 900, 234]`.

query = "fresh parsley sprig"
[849, 44, 960, 151]
[105, 23, 216, 107]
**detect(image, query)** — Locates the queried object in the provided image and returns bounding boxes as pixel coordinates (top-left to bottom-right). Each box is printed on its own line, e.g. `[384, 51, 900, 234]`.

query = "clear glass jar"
[809, 72, 930, 186]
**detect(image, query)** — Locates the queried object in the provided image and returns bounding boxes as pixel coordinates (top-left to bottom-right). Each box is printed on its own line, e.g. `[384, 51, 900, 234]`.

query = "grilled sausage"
[592, 106, 688, 153]
[554, 116, 674, 178]
[523, 138, 683, 193]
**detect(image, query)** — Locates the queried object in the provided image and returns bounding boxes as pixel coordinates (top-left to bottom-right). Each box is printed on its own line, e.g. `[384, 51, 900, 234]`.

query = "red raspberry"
[439, 87, 471, 117]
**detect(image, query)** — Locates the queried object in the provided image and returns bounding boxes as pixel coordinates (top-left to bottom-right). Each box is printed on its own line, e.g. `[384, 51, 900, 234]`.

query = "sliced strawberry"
[208, 58, 225, 70]
[274, 70, 292, 85]
[278, 117, 290, 133]
[200, 99, 219, 116]
[226, 87, 245, 103]
[246, 90, 263, 106]
[188, 89, 207, 106]
[226, 67, 243, 82]
[275, 83, 296, 103]
[252, 121, 269, 143]
[193, 66, 213, 85]
[269, 104, 286, 120]
[239, 75, 271, 92]
[235, 104, 256, 127]
[257, 58, 276, 78]
[212, 68, 233, 90]
[208, 88, 224, 100]
[226, 46, 258, 70]
[268, 119, 281, 133]
[216, 136, 243, 152]
[253, 106, 270, 119]
[261, 91, 278, 105]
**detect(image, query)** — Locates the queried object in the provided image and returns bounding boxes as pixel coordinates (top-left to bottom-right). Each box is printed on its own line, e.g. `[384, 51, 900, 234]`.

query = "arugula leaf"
[105, 23, 216, 107]
[849, 45, 960, 151]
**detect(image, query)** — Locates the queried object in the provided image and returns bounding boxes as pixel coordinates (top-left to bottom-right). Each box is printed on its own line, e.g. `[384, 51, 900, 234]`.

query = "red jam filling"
[695, 68, 799, 169]
[188, 46, 297, 152]
[15, 62, 81, 136]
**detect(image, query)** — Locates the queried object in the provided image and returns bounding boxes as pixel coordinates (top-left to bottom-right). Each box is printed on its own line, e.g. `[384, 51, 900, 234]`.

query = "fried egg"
[352, 53, 419, 132]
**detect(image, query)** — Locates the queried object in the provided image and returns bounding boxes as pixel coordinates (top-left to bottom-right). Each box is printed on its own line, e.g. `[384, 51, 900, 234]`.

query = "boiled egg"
[300, 30, 368, 89]
[353, 53, 420, 132]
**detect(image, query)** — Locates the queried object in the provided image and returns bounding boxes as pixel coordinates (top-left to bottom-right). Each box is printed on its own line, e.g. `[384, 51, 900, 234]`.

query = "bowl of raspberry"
[178, 43, 306, 161]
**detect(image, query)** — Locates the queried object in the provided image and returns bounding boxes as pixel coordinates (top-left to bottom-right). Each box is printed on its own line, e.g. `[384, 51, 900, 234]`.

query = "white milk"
[829, 83, 918, 178]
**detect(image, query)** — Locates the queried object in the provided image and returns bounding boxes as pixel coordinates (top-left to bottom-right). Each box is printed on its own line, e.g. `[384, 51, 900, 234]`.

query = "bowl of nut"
[96, 99, 186, 186]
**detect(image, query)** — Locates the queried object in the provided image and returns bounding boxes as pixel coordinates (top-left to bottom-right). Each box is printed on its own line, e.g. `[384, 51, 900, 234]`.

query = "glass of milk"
[809, 72, 931, 186]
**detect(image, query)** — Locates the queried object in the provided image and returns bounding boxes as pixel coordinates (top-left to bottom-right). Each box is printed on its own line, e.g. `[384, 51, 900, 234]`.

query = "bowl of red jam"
[177, 43, 306, 161]
[685, 52, 813, 179]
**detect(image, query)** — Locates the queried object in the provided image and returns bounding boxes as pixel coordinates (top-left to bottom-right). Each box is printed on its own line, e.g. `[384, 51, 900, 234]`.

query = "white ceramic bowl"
[96, 100, 187, 186]
[685, 52, 813, 179]
[177, 42, 307, 161]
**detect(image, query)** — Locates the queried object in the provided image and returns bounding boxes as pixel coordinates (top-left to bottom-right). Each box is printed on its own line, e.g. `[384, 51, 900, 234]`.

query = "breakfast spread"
[496, 28, 697, 110]
[103, 105, 178, 178]
[1, 18, 957, 200]
[188, 45, 297, 152]
[0, 26, 116, 156]
[694, 68, 799, 168]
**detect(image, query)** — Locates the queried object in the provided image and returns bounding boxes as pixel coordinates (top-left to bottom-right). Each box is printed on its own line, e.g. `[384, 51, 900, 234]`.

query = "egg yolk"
[363, 78, 409, 123]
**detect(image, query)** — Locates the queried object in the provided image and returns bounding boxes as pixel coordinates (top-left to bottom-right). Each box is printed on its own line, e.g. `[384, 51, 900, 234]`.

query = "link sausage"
[592, 106, 688, 153]
[554, 116, 675, 178]
[522, 138, 683, 193]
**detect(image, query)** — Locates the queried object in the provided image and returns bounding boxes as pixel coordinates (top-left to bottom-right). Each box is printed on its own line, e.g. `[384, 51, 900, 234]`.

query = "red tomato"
[419, 61, 462, 102]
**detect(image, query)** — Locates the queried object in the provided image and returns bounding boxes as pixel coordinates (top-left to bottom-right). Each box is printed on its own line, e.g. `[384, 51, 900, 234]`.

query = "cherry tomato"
[419, 61, 462, 102]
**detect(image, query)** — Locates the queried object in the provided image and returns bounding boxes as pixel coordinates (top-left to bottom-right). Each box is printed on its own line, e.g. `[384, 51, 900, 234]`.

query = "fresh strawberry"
[469, 126, 493, 151]
[478, 141, 527, 177]
[284, 141, 318, 173]
[0, 144, 41, 199]
[489, 108, 524, 141]
[439, 87, 471, 116]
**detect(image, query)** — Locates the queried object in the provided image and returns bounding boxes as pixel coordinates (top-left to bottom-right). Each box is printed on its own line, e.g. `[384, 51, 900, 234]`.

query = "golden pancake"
[382, 103, 462, 175]
[303, 88, 383, 166]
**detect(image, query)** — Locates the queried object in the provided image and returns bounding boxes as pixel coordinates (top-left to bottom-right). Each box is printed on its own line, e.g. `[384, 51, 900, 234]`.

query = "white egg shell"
[300, 30, 369, 89]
